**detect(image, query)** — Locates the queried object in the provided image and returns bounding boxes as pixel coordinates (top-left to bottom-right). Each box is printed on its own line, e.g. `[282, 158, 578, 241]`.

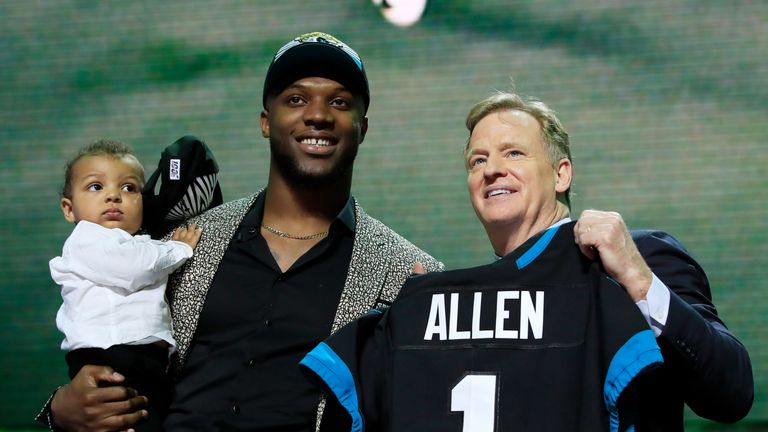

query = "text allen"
[423, 291, 544, 341]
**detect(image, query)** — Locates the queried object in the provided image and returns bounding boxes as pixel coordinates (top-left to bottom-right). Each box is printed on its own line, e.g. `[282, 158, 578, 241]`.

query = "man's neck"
[262, 171, 351, 231]
[487, 204, 570, 257]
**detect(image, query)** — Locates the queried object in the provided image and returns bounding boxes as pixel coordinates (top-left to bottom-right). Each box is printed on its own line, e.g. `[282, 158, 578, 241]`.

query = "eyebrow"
[76, 172, 105, 181]
[465, 148, 486, 158]
[280, 82, 356, 97]
[496, 141, 521, 149]
[77, 172, 143, 183]
[284, 82, 352, 94]
[466, 141, 520, 154]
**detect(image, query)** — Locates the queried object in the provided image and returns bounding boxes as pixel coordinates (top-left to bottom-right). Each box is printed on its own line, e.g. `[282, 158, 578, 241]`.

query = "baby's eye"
[87, 183, 102, 191]
[122, 184, 138, 193]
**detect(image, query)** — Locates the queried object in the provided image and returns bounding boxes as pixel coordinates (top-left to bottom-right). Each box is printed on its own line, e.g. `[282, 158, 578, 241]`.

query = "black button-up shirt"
[165, 193, 355, 431]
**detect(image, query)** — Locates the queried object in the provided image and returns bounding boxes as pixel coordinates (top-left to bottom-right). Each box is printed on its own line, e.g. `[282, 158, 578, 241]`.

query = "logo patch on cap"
[170, 159, 181, 180]
[273, 31, 363, 71]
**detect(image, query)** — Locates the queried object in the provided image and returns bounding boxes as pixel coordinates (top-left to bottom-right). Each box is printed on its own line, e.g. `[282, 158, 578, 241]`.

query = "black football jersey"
[301, 222, 662, 432]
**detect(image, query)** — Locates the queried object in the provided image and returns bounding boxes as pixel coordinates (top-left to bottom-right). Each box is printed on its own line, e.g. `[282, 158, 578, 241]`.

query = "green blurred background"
[2, 0, 766, 429]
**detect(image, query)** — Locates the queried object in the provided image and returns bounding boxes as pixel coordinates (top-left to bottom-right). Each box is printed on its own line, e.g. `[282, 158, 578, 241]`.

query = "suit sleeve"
[633, 230, 753, 422]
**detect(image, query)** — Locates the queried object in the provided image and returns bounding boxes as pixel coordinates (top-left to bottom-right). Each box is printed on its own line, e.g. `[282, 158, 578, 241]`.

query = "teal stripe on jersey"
[516, 225, 561, 269]
[604, 329, 663, 432]
[300, 342, 364, 432]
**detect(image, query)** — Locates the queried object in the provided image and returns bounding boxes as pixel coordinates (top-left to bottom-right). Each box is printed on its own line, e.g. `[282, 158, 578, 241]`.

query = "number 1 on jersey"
[450, 373, 498, 432]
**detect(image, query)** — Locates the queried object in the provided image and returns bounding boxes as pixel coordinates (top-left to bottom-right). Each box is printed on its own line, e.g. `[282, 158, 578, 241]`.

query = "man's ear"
[60, 197, 76, 224]
[260, 110, 270, 138]
[359, 116, 369, 144]
[555, 158, 572, 193]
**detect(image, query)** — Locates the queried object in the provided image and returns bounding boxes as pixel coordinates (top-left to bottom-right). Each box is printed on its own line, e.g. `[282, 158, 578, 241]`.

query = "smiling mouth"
[486, 189, 513, 198]
[300, 137, 333, 146]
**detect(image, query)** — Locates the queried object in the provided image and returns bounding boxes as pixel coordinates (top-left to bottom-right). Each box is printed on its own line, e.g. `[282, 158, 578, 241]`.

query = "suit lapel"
[330, 200, 390, 333]
[169, 192, 261, 371]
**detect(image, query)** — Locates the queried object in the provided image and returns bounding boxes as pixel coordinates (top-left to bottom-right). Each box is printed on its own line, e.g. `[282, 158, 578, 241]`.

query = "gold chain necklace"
[261, 223, 328, 240]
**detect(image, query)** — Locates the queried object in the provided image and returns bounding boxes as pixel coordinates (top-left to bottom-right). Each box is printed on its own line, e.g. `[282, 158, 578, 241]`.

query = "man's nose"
[483, 156, 505, 179]
[303, 101, 333, 127]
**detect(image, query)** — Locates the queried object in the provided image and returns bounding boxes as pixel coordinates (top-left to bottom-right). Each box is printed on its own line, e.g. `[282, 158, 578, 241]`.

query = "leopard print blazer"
[165, 191, 443, 377]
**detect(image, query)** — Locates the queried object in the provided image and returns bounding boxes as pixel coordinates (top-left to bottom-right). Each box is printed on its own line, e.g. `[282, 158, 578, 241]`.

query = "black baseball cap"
[262, 32, 370, 113]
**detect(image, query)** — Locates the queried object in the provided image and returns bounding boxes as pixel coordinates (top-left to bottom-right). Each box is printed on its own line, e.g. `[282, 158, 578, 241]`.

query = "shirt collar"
[550, 216, 572, 229]
[240, 191, 356, 237]
[336, 196, 356, 232]
[494, 216, 572, 260]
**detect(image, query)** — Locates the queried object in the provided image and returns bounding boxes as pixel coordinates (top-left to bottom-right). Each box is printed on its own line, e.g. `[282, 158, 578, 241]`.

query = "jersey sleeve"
[597, 274, 664, 431]
[300, 308, 389, 432]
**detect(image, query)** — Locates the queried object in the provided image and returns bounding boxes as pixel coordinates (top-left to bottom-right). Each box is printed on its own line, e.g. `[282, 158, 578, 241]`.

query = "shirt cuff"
[634, 273, 671, 337]
[168, 240, 194, 258]
[35, 387, 64, 431]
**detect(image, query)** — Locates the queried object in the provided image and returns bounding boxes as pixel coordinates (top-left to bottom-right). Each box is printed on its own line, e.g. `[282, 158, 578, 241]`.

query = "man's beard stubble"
[269, 137, 358, 189]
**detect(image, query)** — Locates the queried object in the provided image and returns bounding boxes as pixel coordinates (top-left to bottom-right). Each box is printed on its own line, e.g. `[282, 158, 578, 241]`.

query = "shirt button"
[247, 359, 256, 367]
[248, 227, 257, 234]
[232, 403, 240, 414]
[265, 319, 272, 327]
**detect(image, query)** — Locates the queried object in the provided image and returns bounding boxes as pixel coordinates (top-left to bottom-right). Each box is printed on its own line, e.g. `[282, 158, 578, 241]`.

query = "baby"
[50, 139, 201, 431]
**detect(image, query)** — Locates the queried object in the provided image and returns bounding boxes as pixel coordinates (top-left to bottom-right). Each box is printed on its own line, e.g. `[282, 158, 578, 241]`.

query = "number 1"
[450, 373, 498, 432]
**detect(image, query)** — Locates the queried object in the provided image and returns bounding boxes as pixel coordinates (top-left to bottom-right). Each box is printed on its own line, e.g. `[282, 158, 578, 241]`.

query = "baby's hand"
[172, 223, 203, 250]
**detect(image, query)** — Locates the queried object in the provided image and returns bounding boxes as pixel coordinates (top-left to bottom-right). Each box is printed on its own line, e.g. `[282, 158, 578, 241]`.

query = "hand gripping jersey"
[301, 222, 663, 432]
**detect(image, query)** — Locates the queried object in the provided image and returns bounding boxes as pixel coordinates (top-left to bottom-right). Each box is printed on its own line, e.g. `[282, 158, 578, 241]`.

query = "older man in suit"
[463, 90, 753, 430]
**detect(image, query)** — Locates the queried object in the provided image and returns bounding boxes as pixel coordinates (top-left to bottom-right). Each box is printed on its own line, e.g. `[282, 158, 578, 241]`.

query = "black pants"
[66, 344, 171, 432]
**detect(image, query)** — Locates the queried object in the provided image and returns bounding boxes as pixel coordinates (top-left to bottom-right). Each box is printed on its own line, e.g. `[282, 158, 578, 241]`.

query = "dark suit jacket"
[630, 230, 753, 431]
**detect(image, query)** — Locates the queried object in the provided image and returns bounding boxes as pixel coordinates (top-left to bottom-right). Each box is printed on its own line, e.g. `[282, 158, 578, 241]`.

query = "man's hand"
[50, 365, 148, 432]
[411, 261, 426, 275]
[574, 210, 653, 302]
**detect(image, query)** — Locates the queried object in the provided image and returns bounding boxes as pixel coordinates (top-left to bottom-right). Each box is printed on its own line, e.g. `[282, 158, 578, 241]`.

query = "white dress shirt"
[50, 221, 192, 351]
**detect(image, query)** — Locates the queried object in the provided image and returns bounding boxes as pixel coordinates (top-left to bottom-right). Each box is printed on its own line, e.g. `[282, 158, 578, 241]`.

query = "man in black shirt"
[41, 32, 442, 431]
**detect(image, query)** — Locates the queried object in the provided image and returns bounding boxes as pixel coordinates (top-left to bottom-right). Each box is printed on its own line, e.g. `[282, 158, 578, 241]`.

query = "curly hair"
[61, 139, 144, 199]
